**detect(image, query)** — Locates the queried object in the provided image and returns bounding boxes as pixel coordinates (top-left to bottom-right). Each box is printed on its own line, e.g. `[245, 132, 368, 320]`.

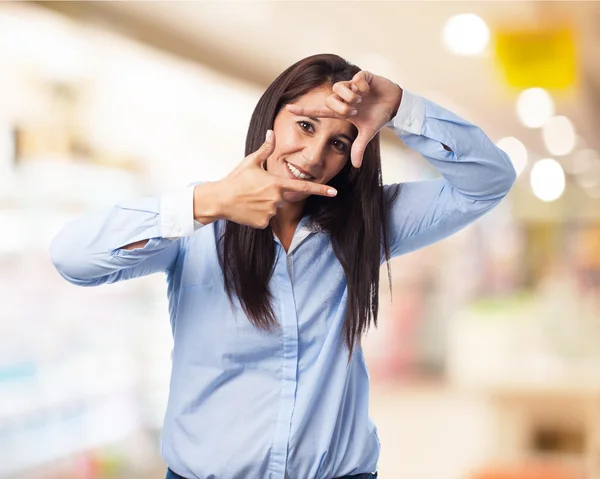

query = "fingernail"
[349, 109, 358, 116]
[327, 188, 337, 196]
[356, 97, 362, 103]
[266, 130, 272, 141]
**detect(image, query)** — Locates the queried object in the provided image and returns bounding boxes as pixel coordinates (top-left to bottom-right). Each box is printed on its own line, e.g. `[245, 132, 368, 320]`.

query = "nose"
[302, 138, 328, 168]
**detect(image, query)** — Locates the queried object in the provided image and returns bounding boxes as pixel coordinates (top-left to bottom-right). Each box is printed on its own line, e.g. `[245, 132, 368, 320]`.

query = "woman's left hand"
[286, 71, 403, 168]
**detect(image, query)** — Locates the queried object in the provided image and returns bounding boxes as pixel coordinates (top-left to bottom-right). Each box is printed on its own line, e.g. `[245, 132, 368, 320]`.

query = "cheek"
[323, 157, 348, 181]
[265, 131, 298, 169]
[273, 121, 299, 147]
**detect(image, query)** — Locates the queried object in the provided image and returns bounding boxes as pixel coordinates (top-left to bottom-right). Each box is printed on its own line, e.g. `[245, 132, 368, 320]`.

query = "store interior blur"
[2, 1, 600, 478]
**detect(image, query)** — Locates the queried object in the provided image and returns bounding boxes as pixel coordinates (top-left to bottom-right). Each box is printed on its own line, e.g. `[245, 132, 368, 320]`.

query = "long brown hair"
[218, 53, 398, 360]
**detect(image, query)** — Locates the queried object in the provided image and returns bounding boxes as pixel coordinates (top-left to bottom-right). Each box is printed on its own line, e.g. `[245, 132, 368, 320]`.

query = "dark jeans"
[166, 467, 378, 479]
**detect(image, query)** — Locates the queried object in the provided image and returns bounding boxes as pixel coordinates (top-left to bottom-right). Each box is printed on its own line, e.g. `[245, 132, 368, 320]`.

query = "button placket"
[286, 254, 294, 285]
[268, 252, 299, 479]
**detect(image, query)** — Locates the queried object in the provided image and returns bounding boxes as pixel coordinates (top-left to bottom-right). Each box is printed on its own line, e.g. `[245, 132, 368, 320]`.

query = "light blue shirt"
[49, 90, 516, 479]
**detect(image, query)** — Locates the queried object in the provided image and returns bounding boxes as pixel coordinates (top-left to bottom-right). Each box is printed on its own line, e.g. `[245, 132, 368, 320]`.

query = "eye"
[332, 139, 349, 152]
[297, 120, 314, 132]
[297, 120, 349, 153]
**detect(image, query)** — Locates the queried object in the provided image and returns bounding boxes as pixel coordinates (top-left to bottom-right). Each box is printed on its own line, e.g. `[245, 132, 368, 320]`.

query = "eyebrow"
[307, 116, 354, 144]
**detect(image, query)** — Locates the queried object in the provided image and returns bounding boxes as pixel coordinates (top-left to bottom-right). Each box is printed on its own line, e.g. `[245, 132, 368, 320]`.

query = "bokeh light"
[530, 158, 565, 202]
[517, 88, 555, 128]
[543, 116, 576, 156]
[442, 13, 490, 56]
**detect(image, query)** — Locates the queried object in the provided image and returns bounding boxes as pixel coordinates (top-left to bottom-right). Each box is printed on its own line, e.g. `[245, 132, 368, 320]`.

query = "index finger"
[285, 104, 347, 120]
[280, 179, 337, 197]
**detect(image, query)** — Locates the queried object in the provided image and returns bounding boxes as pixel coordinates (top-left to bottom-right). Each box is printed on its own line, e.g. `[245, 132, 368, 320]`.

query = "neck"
[270, 200, 305, 250]
[272, 200, 304, 230]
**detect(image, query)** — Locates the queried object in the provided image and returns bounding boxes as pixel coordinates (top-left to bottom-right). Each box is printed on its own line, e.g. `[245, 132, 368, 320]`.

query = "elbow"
[484, 149, 516, 200]
[49, 233, 66, 275]
[468, 149, 517, 203]
[498, 149, 518, 196]
[49, 233, 96, 287]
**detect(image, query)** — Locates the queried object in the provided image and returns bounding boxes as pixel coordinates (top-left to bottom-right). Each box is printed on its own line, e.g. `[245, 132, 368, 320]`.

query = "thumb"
[250, 129, 276, 166]
[350, 130, 373, 168]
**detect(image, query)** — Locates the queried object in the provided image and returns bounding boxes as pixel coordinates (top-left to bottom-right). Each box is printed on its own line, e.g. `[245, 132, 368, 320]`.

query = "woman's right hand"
[193, 130, 337, 229]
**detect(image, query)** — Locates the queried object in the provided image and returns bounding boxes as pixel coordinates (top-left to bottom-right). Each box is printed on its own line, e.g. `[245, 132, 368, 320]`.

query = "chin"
[284, 193, 309, 203]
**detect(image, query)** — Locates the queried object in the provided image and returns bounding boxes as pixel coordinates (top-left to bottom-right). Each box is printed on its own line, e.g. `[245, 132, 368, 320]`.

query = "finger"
[333, 82, 362, 104]
[249, 129, 276, 165]
[350, 129, 376, 168]
[351, 71, 372, 94]
[286, 103, 348, 120]
[350, 142, 365, 169]
[280, 179, 337, 197]
[324, 95, 358, 117]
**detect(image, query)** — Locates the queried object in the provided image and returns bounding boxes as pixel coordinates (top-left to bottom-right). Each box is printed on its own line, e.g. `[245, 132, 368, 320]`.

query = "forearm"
[50, 196, 181, 285]
[386, 90, 517, 201]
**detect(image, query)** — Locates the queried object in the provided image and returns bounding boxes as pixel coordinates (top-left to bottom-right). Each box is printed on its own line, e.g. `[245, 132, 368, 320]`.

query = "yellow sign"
[494, 26, 577, 90]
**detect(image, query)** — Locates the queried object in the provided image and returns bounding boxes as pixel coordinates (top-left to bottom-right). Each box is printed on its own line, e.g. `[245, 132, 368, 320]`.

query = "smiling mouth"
[285, 161, 314, 180]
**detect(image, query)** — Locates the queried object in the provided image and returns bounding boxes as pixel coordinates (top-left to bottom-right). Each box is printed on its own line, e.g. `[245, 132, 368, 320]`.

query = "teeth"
[286, 162, 312, 180]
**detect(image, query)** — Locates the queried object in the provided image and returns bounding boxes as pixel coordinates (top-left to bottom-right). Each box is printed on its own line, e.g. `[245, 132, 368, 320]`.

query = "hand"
[195, 130, 337, 229]
[286, 71, 403, 168]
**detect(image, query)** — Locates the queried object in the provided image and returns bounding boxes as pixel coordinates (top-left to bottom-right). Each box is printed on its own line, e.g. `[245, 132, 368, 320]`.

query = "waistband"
[167, 467, 377, 479]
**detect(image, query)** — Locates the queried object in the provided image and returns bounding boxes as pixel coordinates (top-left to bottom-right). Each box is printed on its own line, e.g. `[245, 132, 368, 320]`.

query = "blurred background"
[1, 1, 600, 478]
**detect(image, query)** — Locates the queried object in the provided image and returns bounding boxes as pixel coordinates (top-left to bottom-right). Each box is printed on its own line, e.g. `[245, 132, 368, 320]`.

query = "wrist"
[193, 182, 225, 224]
[387, 83, 403, 123]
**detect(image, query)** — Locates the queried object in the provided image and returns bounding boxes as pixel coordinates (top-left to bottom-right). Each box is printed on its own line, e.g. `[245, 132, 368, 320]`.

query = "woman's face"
[266, 86, 357, 203]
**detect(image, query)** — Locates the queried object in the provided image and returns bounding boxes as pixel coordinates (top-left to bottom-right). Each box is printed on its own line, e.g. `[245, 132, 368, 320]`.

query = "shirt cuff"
[160, 184, 205, 239]
[384, 89, 425, 135]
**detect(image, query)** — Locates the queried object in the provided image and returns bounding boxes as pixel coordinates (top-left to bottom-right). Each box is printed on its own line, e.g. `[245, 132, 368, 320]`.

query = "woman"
[50, 54, 517, 479]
